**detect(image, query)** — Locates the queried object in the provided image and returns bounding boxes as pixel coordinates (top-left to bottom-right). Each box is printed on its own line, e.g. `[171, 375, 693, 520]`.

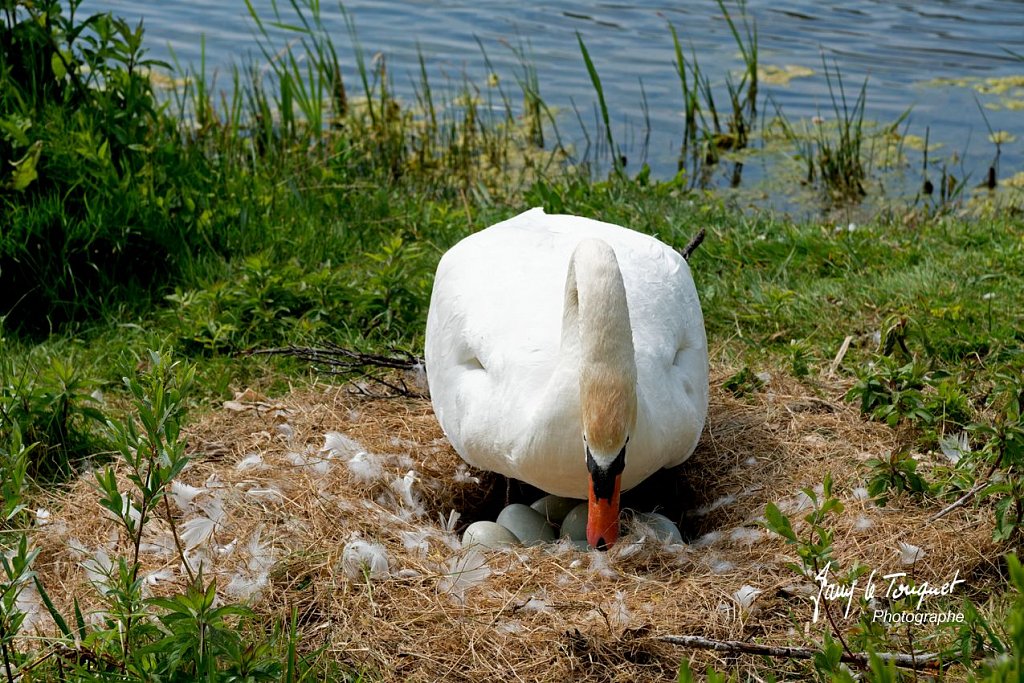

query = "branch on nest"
[658, 634, 945, 671]
[248, 343, 427, 398]
[929, 450, 1005, 523]
[680, 228, 706, 261]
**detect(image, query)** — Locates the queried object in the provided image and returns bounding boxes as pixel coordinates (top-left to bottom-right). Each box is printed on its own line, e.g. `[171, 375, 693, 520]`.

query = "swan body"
[425, 207, 708, 547]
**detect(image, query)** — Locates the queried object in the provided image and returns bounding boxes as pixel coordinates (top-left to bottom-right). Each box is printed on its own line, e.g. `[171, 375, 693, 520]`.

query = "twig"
[162, 494, 196, 583]
[249, 343, 422, 371]
[19, 642, 121, 675]
[811, 552, 857, 666]
[348, 374, 421, 399]
[928, 480, 988, 523]
[828, 335, 854, 377]
[248, 343, 426, 398]
[929, 450, 1004, 523]
[1, 621, 14, 683]
[657, 635, 945, 671]
[680, 228, 706, 261]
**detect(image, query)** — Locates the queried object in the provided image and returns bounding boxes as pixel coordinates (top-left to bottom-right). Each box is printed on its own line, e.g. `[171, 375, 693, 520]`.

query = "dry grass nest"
[27, 367, 1003, 681]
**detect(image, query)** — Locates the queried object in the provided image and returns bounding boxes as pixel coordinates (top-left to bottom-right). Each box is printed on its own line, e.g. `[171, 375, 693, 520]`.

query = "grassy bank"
[3, 0, 1024, 680]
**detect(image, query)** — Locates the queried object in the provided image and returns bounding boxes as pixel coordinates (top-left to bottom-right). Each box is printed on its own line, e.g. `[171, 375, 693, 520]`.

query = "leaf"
[51, 52, 67, 80]
[978, 481, 1012, 500]
[820, 498, 845, 516]
[146, 596, 186, 613]
[34, 576, 71, 638]
[762, 502, 797, 542]
[0, 115, 32, 146]
[6, 141, 43, 191]
[677, 659, 694, 683]
[993, 497, 1017, 541]
[74, 598, 87, 640]
[962, 596, 1005, 653]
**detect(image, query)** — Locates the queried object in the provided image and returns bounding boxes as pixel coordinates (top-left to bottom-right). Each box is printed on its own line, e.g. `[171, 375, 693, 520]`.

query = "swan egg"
[462, 521, 520, 549]
[559, 502, 590, 542]
[530, 495, 581, 525]
[496, 504, 556, 545]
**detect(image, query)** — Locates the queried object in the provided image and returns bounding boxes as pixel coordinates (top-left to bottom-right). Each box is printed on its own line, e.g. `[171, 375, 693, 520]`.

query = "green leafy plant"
[762, 476, 885, 678]
[1, 351, 295, 680]
[723, 366, 765, 397]
[86, 351, 197, 670]
[864, 449, 930, 505]
[763, 474, 845, 575]
[973, 378, 1024, 541]
[145, 573, 279, 681]
[0, 535, 38, 680]
[676, 658, 736, 683]
[788, 339, 814, 378]
[956, 554, 1024, 680]
[1, 337, 107, 480]
[0, 423, 32, 528]
[1, 0, 197, 330]
[847, 356, 933, 429]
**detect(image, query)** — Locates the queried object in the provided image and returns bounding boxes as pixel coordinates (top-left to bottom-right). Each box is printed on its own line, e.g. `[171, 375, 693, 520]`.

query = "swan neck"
[562, 239, 637, 458]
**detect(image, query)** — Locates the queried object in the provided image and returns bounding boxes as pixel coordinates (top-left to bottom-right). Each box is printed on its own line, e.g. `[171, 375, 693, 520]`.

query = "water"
[92, 0, 1024, 213]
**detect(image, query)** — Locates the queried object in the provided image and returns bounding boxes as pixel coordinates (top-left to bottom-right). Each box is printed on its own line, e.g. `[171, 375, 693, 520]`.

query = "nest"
[26, 368, 1001, 681]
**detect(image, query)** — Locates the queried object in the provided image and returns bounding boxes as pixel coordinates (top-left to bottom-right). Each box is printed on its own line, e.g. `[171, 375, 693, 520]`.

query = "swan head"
[581, 352, 634, 548]
[581, 364, 637, 550]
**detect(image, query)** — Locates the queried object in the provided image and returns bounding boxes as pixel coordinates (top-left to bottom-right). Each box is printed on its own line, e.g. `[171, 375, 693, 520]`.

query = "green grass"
[2, 0, 1024, 680]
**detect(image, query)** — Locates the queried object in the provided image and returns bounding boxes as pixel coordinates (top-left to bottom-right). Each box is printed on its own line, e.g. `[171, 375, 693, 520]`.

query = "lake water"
[91, 0, 1024, 213]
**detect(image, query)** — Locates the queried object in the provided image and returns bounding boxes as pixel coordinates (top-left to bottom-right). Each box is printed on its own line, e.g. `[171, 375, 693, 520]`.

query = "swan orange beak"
[587, 474, 621, 550]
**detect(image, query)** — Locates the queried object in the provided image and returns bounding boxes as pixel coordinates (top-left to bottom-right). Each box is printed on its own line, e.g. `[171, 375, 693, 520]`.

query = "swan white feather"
[425, 207, 708, 503]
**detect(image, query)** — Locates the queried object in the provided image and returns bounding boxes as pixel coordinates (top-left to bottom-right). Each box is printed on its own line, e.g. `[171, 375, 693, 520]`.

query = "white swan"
[425, 207, 708, 549]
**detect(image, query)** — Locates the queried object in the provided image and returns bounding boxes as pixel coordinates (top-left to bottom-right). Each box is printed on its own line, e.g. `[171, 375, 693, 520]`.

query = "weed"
[763, 474, 845, 577]
[972, 377, 1024, 541]
[940, 554, 1024, 680]
[676, 658, 734, 682]
[0, 0, 214, 331]
[788, 339, 814, 378]
[847, 356, 934, 429]
[0, 351, 297, 680]
[0, 425, 31, 528]
[146, 573, 276, 680]
[669, 0, 758, 183]
[760, 476, 958, 677]
[722, 366, 765, 396]
[0, 335, 107, 480]
[762, 476, 871, 675]
[864, 449, 930, 505]
[0, 535, 38, 680]
[814, 59, 868, 201]
[577, 33, 622, 177]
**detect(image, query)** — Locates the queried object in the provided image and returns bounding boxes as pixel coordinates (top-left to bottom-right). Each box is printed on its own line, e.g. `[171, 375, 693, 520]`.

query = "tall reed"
[669, 0, 758, 182]
[577, 32, 623, 176]
[815, 59, 868, 200]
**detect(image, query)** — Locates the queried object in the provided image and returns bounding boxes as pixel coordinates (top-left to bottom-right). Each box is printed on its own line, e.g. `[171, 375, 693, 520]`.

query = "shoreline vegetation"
[2, 0, 1024, 680]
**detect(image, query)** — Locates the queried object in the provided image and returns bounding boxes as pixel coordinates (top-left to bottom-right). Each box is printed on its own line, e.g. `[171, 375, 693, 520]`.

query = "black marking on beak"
[586, 443, 626, 503]
[595, 536, 609, 551]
